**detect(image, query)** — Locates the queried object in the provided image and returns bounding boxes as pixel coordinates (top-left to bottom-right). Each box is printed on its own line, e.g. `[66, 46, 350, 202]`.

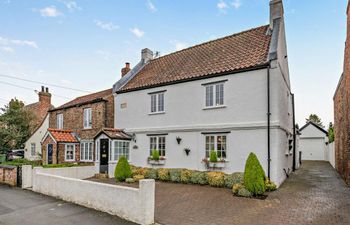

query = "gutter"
[267, 62, 271, 179]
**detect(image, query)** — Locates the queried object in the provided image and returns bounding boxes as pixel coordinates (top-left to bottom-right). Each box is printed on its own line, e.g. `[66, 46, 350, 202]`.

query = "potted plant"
[202, 150, 226, 169]
[148, 149, 166, 165]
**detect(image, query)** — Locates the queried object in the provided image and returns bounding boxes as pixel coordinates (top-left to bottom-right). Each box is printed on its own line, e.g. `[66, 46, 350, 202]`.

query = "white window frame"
[205, 134, 227, 159]
[205, 82, 225, 108]
[65, 144, 75, 162]
[83, 108, 92, 129]
[111, 140, 130, 162]
[149, 136, 166, 157]
[150, 92, 165, 113]
[80, 141, 94, 162]
[30, 143, 36, 156]
[57, 113, 63, 129]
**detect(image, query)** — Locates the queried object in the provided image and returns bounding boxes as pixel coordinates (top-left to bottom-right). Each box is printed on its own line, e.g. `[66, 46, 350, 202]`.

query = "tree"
[244, 152, 266, 196]
[328, 122, 334, 143]
[306, 114, 324, 128]
[0, 98, 33, 151]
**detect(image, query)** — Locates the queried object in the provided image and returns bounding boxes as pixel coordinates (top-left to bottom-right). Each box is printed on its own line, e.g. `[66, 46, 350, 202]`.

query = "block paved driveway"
[153, 161, 350, 225]
[0, 185, 136, 225]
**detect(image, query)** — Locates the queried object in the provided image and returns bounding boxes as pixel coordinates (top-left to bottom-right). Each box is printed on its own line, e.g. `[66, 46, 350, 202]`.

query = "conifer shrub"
[114, 156, 132, 182]
[243, 153, 266, 195]
[180, 169, 193, 183]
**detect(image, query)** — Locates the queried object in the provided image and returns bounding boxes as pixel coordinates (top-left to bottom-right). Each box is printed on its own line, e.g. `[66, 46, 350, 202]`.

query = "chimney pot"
[46, 87, 49, 93]
[41, 86, 44, 92]
[121, 62, 131, 77]
[141, 48, 153, 64]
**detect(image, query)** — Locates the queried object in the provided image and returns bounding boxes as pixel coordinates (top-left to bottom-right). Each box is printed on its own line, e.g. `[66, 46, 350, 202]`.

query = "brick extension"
[334, 0, 350, 186]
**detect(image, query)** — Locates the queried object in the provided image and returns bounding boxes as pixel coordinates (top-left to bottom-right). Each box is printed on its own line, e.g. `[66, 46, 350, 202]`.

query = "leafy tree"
[306, 114, 324, 128]
[0, 98, 32, 151]
[328, 122, 334, 143]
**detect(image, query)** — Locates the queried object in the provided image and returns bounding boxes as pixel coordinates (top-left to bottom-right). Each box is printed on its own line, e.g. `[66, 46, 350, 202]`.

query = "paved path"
[0, 186, 136, 225]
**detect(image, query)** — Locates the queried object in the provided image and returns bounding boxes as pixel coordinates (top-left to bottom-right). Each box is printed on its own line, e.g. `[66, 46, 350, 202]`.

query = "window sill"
[203, 105, 226, 110]
[80, 160, 94, 162]
[65, 159, 75, 162]
[148, 111, 165, 115]
[83, 128, 92, 130]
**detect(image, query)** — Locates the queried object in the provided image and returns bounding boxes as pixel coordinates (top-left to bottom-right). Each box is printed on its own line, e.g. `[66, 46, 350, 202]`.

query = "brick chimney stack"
[121, 62, 131, 77]
[38, 86, 51, 107]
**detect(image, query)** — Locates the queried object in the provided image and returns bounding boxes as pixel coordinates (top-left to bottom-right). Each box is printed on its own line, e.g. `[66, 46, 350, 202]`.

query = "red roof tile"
[48, 128, 79, 143]
[52, 88, 112, 111]
[120, 25, 271, 92]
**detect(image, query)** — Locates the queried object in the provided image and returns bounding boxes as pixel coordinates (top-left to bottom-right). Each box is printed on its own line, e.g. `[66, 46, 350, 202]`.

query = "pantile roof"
[48, 128, 79, 143]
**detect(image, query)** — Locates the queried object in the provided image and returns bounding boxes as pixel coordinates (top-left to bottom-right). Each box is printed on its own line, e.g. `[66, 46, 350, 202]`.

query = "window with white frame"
[30, 143, 36, 156]
[80, 141, 93, 161]
[65, 144, 75, 161]
[57, 113, 63, 129]
[205, 83, 224, 107]
[111, 140, 130, 161]
[150, 92, 164, 113]
[205, 135, 227, 159]
[150, 136, 166, 156]
[83, 108, 92, 129]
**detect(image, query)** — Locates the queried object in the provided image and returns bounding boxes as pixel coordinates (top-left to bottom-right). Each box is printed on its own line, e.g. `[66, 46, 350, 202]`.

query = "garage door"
[299, 138, 326, 161]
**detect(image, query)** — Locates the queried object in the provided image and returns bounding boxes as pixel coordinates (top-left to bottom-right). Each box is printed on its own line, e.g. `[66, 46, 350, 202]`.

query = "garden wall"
[0, 165, 17, 186]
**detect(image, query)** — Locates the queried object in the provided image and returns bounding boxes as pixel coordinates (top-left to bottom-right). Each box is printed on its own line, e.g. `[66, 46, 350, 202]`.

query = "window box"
[148, 157, 166, 165]
[202, 158, 227, 169]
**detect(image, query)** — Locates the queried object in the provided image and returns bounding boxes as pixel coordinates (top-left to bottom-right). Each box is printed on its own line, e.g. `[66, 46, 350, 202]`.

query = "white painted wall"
[24, 114, 49, 160]
[34, 166, 97, 179]
[32, 170, 155, 225]
[299, 124, 328, 161]
[327, 142, 335, 168]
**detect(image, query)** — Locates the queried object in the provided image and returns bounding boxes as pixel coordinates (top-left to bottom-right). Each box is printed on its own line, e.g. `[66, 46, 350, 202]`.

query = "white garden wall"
[327, 142, 335, 168]
[34, 165, 96, 179]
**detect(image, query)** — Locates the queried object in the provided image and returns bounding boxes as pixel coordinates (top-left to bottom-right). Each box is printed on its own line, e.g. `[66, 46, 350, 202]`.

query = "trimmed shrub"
[133, 175, 145, 182]
[157, 168, 170, 181]
[237, 187, 252, 197]
[133, 167, 149, 177]
[224, 174, 235, 189]
[209, 150, 218, 162]
[265, 179, 277, 192]
[145, 168, 158, 179]
[244, 153, 266, 196]
[207, 172, 225, 187]
[180, 169, 193, 183]
[232, 172, 244, 185]
[114, 156, 132, 182]
[169, 169, 181, 183]
[125, 178, 135, 183]
[232, 183, 244, 195]
[151, 149, 160, 160]
[190, 171, 208, 185]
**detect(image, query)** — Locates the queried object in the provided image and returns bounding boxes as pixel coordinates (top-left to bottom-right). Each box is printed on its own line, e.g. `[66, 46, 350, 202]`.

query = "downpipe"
[267, 63, 271, 179]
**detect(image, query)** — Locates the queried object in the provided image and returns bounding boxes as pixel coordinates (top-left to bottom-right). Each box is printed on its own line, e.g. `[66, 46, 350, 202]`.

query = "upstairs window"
[83, 108, 92, 129]
[57, 114, 63, 129]
[205, 83, 224, 107]
[150, 92, 164, 113]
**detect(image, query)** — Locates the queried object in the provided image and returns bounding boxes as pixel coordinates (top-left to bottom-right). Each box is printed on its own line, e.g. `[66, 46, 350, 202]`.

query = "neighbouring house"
[112, 0, 295, 186]
[334, 0, 350, 186]
[41, 88, 115, 172]
[24, 86, 54, 160]
[299, 122, 328, 161]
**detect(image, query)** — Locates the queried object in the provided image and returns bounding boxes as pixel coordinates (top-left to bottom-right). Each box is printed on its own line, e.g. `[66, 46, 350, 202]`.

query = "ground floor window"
[80, 141, 93, 161]
[150, 136, 166, 156]
[205, 135, 227, 159]
[112, 140, 130, 161]
[65, 144, 75, 161]
[31, 143, 36, 156]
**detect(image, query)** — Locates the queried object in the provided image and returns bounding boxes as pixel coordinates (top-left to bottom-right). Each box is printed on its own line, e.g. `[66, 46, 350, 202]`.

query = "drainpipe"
[292, 93, 296, 171]
[267, 63, 271, 179]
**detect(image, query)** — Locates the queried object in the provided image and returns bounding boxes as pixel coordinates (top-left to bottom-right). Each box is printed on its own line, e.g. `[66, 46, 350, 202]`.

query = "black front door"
[100, 139, 109, 173]
[47, 144, 53, 164]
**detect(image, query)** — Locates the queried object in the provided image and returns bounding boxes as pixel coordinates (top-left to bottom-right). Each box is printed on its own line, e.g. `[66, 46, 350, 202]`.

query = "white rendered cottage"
[112, 0, 295, 186]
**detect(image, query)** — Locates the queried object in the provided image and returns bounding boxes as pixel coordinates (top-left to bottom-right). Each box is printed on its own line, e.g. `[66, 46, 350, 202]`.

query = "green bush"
[232, 183, 244, 195]
[244, 153, 266, 196]
[180, 169, 193, 183]
[145, 168, 158, 179]
[157, 168, 170, 181]
[151, 149, 160, 160]
[232, 172, 244, 185]
[114, 156, 132, 182]
[207, 172, 225, 187]
[209, 150, 218, 162]
[2, 159, 42, 167]
[224, 174, 235, 189]
[265, 179, 277, 192]
[237, 186, 252, 197]
[125, 178, 135, 183]
[169, 169, 181, 183]
[190, 171, 208, 185]
[133, 174, 144, 182]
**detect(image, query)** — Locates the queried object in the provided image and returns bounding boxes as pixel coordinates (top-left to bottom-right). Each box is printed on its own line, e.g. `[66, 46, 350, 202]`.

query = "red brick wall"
[0, 166, 17, 186]
[334, 1, 350, 186]
[57, 143, 80, 163]
[42, 134, 58, 164]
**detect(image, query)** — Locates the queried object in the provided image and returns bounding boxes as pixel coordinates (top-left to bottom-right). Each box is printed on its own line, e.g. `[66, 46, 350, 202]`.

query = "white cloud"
[217, 1, 228, 10]
[147, 0, 157, 12]
[59, 0, 81, 12]
[231, 0, 241, 9]
[170, 40, 188, 51]
[95, 20, 119, 31]
[0, 36, 38, 49]
[130, 28, 145, 38]
[1, 46, 14, 53]
[39, 6, 62, 17]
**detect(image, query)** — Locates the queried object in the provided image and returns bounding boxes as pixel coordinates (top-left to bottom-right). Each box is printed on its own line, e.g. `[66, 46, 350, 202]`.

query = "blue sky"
[0, 0, 347, 127]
